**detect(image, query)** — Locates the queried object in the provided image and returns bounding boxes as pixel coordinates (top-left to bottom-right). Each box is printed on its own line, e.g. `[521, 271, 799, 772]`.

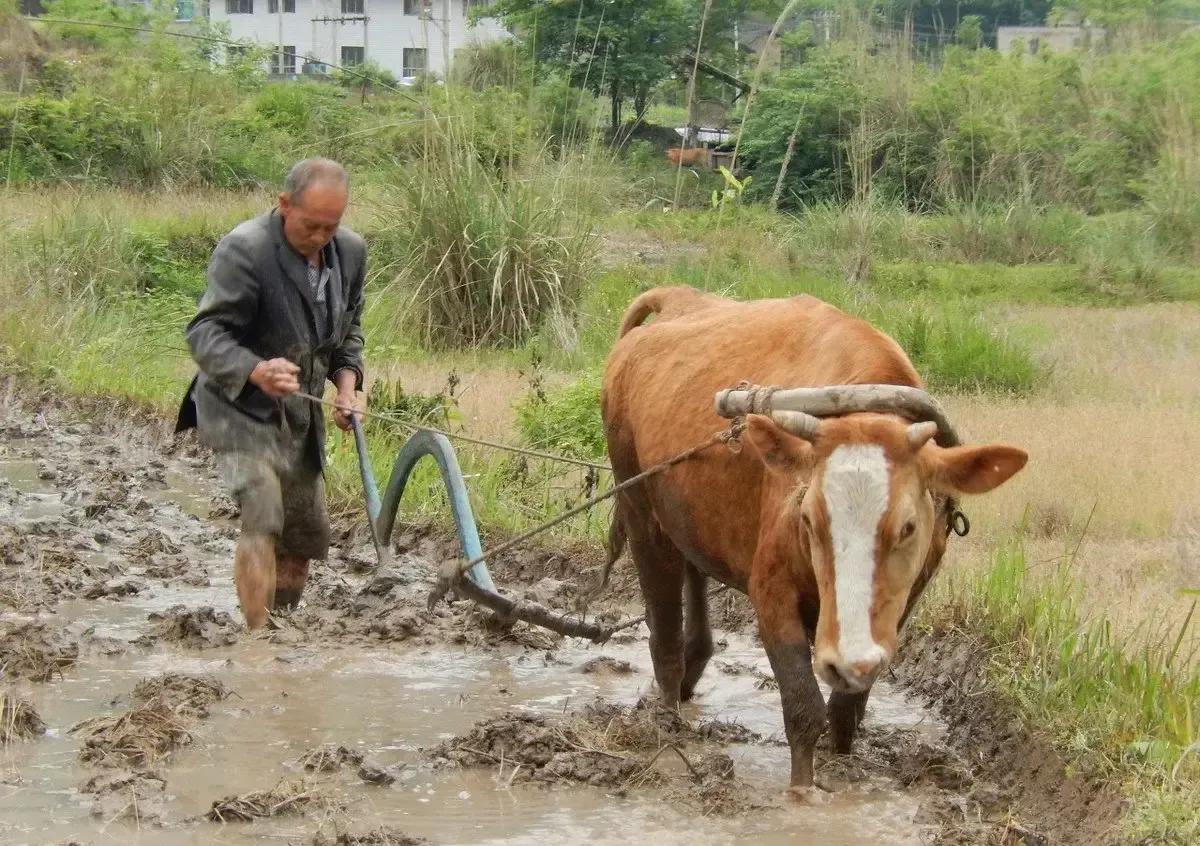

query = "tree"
[877, 0, 1055, 45]
[487, 0, 697, 128]
[955, 13, 983, 47]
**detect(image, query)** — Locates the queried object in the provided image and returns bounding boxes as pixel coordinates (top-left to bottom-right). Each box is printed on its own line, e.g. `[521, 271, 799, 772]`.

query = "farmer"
[176, 157, 368, 630]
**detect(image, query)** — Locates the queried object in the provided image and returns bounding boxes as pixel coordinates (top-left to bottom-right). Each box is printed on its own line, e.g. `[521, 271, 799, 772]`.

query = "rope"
[295, 391, 612, 471]
[428, 421, 745, 606]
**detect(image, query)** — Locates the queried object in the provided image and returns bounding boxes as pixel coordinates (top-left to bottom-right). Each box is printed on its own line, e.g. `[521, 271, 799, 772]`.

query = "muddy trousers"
[218, 449, 331, 628]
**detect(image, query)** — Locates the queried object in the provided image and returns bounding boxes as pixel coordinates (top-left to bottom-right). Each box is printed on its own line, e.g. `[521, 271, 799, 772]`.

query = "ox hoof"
[784, 784, 830, 806]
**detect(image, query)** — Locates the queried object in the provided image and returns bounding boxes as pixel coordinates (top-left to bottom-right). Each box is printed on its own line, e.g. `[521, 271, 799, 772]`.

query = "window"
[225, 0, 252, 13]
[402, 47, 427, 77]
[341, 46, 365, 67]
[342, 0, 364, 12]
[175, 0, 194, 20]
[268, 0, 296, 12]
[404, 0, 430, 15]
[274, 46, 297, 75]
[227, 45, 250, 61]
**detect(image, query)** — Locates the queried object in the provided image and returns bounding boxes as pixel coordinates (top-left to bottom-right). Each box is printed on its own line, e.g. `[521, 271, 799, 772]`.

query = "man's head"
[278, 158, 350, 259]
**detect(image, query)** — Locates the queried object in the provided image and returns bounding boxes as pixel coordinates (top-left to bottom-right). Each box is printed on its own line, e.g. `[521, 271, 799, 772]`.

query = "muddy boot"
[234, 534, 277, 630]
[273, 555, 310, 611]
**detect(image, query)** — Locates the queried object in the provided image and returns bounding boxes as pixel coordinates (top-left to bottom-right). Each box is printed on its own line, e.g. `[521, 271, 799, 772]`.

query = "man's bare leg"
[234, 533, 277, 629]
[274, 554, 310, 610]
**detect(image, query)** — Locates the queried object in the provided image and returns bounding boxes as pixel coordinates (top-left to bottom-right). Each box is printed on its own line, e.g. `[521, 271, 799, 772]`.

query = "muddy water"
[0, 421, 944, 846]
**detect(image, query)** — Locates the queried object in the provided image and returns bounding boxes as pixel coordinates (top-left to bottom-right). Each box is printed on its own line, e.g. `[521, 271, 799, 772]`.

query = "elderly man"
[176, 158, 367, 629]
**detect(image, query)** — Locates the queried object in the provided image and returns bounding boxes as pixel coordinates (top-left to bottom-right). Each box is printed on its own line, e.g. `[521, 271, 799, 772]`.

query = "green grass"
[931, 541, 1200, 844]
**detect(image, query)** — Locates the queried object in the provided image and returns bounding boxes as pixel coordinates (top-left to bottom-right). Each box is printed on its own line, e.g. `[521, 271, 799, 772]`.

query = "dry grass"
[206, 778, 332, 823]
[70, 697, 193, 769]
[311, 823, 428, 846]
[297, 744, 364, 773]
[0, 620, 80, 681]
[939, 304, 1200, 649]
[366, 361, 568, 443]
[0, 689, 45, 743]
[131, 673, 230, 719]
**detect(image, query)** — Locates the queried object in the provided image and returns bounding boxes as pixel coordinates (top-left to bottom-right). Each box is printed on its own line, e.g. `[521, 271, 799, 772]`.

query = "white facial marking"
[823, 445, 890, 667]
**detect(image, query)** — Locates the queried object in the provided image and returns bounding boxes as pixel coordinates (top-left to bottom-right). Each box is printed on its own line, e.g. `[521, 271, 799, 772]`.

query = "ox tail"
[617, 286, 707, 338]
[618, 289, 667, 338]
[580, 502, 627, 613]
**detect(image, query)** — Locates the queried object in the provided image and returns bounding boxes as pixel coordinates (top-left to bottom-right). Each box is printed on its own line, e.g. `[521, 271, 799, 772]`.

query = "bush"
[739, 33, 1200, 215]
[515, 371, 606, 460]
[454, 41, 531, 92]
[391, 121, 597, 350]
[876, 306, 1040, 394]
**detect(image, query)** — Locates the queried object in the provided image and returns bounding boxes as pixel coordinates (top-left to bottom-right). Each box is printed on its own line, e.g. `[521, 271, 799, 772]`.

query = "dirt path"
[0, 390, 1105, 845]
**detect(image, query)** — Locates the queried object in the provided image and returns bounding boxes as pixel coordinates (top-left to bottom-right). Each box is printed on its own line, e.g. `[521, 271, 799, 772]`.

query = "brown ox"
[666, 147, 710, 168]
[600, 286, 1027, 797]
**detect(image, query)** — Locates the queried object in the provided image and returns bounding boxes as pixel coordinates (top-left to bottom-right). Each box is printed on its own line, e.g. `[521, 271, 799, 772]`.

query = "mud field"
[0, 390, 1097, 845]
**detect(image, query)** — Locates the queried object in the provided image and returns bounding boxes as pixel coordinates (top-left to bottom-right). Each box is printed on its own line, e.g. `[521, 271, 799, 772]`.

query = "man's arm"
[186, 235, 264, 401]
[186, 235, 299, 401]
[330, 243, 367, 431]
[329, 252, 366, 393]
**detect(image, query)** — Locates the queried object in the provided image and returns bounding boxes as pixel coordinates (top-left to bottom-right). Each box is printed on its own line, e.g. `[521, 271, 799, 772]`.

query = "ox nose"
[817, 657, 885, 693]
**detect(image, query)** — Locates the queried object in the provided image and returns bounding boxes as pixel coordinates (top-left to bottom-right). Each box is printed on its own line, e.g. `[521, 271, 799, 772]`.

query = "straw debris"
[70, 697, 193, 768]
[1, 689, 46, 742]
[206, 778, 332, 822]
[132, 672, 230, 719]
[0, 619, 79, 681]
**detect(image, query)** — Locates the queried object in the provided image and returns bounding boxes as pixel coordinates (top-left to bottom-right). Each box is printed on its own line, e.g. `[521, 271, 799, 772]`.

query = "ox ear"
[925, 444, 1028, 495]
[744, 414, 813, 477]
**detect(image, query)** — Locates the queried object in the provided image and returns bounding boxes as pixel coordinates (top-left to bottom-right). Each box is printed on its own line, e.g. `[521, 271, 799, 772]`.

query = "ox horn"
[770, 410, 822, 442]
[714, 384, 961, 448]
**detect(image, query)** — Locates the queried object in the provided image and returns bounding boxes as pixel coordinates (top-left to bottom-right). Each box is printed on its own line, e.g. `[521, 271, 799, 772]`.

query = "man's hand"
[333, 390, 363, 432]
[249, 358, 300, 399]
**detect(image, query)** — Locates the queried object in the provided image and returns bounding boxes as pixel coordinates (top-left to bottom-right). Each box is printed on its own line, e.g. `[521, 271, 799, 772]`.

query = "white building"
[995, 25, 1104, 55]
[208, 0, 508, 82]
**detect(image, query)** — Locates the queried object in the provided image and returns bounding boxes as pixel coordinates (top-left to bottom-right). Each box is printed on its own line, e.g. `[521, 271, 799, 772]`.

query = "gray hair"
[283, 158, 350, 202]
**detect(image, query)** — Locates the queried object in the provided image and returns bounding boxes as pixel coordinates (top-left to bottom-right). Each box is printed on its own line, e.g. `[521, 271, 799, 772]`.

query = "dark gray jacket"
[176, 209, 366, 469]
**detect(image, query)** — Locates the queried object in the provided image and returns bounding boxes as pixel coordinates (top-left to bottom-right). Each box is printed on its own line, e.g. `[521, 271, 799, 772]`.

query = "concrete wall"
[996, 25, 1102, 55]
[210, 0, 508, 80]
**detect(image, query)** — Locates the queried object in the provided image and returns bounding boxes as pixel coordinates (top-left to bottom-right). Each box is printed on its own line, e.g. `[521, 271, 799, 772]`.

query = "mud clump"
[132, 673, 230, 719]
[357, 759, 404, 786]
[312, 823, 428, 846]
[896, 627, 1126, 846]
[70, 697, 193, 769]
[893, 740, 974, 791]
[81, 767, 166, 822]
[83, 577, 147, 600]
[0, 619, 79, 681]
[146, 605, 239, 648]
[579, 656, 635, 676]
[1, 689, 46, 742]
[206, 778, 332, 822]
[429, 698, 765, 811]
[298, 744, 365, 773]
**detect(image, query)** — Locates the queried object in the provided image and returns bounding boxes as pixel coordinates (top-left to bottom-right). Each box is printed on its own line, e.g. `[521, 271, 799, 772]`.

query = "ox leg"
[680, 564, 713, 702]
[827, 689, 870, 754]
[751, 571, 825, 792]
[628, 527, 687, 708]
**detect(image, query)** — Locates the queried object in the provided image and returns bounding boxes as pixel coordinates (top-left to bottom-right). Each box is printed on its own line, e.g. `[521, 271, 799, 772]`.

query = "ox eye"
[898, 520, 916, 542]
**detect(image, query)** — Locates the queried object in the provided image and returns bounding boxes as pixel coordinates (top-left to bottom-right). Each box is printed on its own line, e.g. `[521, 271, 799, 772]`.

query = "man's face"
[279, 183, 349, 259]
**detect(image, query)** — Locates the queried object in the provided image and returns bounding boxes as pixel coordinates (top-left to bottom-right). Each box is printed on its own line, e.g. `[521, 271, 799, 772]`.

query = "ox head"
[724, 387, 1027, 694]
